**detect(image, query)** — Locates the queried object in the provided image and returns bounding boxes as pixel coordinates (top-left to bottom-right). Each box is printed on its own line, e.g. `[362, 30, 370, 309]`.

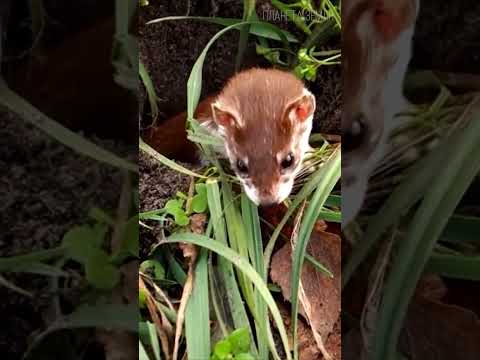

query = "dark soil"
[0, 110, 131, 357]
[139, 151, 194, 257]
[139, 0, 342, 135]
[411, 0, 480, 74]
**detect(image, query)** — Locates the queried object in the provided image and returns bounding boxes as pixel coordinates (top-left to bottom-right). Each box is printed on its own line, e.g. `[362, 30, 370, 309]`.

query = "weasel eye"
[236, 159, 249, 174]
[344, 113, 368, 151]
[281, 153, 295, 169]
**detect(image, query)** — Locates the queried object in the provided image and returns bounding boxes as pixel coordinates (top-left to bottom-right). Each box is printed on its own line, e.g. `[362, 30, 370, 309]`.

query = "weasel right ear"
[211, 102, 239, 130]
[371, 0, 418, 42]
[286, 90, 316, 124]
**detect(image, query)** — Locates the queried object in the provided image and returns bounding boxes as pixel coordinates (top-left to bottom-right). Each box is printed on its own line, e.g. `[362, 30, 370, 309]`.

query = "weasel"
[342, 0, 419, 225]
[145, 68, 316, 206]
[199, 68, 316, 206]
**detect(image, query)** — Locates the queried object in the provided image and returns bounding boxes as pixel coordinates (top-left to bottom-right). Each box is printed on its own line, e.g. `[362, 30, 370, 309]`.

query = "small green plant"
[253, 0, 341, 81]
[210, 328, 254, 360]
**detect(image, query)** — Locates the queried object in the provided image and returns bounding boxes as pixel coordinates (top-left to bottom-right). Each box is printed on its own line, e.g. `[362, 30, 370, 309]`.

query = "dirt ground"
[0, 109, 133, 357]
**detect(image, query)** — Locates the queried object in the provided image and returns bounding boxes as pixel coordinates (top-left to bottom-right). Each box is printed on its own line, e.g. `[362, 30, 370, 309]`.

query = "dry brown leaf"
[139, 276, 171, 360]
[279, 303, 341, 360]
[399, 298, 480, 360]
[271, 229, 341, 344]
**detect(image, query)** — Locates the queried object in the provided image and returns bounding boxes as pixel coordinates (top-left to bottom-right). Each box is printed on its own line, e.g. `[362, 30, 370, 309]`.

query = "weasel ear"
[286, 90, 316, 123]
[371, 0, 417, 42]
[211, 102, 239, 129]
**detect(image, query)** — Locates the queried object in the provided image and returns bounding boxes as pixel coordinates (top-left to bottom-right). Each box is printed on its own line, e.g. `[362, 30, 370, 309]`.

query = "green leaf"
[85, 251, 120, 289]
[191, 183, 208, 213]
[63, 226, 100, 264]
[228, 328, 250, 354]
[139, 287, 148, 309]
[214, 339, 232, 359]
[271, 0, 311, 34]
[235, 354, 255, 360]
[140, 259, 165, 280]
[121, 215, 140, 256]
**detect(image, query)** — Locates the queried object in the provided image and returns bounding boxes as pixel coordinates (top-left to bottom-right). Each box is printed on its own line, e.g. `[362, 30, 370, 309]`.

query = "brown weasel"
[145, 68, 316, 206]
[342, 0, 419, 225]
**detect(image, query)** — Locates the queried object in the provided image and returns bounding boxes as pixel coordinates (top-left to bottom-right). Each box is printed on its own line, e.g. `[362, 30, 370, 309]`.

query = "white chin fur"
[276, 179, 294, 204]
[342, 178, 368, 227]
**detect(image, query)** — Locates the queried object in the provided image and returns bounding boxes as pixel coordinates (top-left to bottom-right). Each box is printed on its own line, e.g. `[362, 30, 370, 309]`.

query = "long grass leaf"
[373, 109, 480, 360]
[264, 145, 340, 276]
[241, 194, 269, 359]
[164, 233, 292, 360]
[147, 321, 161, 360]
[426, 253, 480, 281]
[147, 16, 298, 43]
[0, 80, 137, 173]
[139, 137, 206, 178]
[185, 248, 210, 359]
[236, 0, 257, 71]
[290, 150, 341, 359]
[206, 180, 256, 355]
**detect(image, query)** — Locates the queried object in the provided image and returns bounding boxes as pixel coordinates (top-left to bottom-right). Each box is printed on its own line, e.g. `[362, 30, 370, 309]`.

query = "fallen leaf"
[400, 298, 480, 360]
[271, 230, 341, 341]
[278, 303, 341, 360]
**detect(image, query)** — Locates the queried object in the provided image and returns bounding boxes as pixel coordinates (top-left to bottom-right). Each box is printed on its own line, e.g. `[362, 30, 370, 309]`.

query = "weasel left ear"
[211, 101, 240, 130]
[287, 90, 316, 123]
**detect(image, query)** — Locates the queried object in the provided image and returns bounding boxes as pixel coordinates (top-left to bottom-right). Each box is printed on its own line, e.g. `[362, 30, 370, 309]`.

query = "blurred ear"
[211, 101, 240, 130]
[286, 89, 316, 124]
[372, 0, 418, 42]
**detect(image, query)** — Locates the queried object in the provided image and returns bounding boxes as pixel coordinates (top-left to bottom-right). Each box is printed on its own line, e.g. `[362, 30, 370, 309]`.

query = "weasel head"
[342, 0, 419, 225]
[210, 68, 315, 206]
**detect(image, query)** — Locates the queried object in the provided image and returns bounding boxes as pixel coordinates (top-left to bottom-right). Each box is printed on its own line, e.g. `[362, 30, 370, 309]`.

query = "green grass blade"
[147, 321, 161, 360]
[440, 215, 480, 245]
[236, 0, 257, 71]
[221, 182, 256, 311]
[264, 146, 340, 276]
[241, 194, 269, 359]
[0, 79, 137, 173]
[319, 209, 341, 223]
[341, 134, 453, 289]
[207, 180, 259, 357]
[426, 253, 480, 281]
[290, 149, 341, 359]
[185, 20, 289, 119]
[139, 59, 159, 120]
[164, 233, 292, 360]
[373, 109, 480, 360]
[305, 254, 333, 278]
[139, 340, 151, 360]
[146, 16, 298, 43]
[185, 248, 210, 359]
[139, 137, 206, 178]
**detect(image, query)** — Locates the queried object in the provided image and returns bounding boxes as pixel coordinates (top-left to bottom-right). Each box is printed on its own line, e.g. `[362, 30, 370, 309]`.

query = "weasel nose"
[258, 191, 280, 207]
